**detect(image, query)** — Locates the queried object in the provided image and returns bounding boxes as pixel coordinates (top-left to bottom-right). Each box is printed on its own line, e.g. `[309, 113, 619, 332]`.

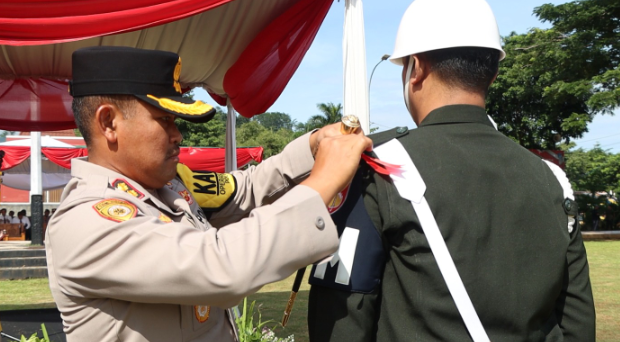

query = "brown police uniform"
[45, 133, 338, 341]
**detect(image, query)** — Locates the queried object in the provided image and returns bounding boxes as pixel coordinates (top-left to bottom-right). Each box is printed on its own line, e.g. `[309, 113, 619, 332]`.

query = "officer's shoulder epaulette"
[368, 126, 409, 147]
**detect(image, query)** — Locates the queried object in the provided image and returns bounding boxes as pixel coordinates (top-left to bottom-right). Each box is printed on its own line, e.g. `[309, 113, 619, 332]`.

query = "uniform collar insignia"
[112, 178, 145, 199]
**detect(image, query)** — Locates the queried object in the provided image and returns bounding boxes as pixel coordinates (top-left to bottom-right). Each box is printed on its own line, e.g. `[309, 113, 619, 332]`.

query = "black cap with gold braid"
[70, 46, 216, 123]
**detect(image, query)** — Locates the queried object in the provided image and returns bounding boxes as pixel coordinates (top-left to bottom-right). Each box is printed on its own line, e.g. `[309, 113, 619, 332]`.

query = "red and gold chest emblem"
[194, 305, 210, 323]
[328, 185, 350, 214]
[178, 190, 194, 205]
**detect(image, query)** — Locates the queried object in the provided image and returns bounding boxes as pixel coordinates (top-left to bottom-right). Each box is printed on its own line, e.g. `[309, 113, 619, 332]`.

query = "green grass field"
[1, 241, 618, 341]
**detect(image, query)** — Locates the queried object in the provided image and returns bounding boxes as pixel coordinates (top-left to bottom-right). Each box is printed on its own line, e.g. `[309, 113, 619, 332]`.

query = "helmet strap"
[404, 55, 414, 113]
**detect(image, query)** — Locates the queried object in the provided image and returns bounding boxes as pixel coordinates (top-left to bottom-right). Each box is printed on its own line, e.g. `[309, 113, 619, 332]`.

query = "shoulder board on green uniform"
[176, 163, 237, 211]
[368, 126, 409, 147]
[359, 126, 409, 177]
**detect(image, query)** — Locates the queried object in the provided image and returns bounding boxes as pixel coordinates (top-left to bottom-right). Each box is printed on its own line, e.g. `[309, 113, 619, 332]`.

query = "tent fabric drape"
[180, 147, 263, 172]
[42, 148, 89, 169]
[224, 0, 333, 116]
[0, 0, 335, 130]
[0, 78, 74, 132]
[0, 146, 263, 173]
[0, 0, 235, 45]
[2, 157, 74, 191]
[0, 146, 30, 170]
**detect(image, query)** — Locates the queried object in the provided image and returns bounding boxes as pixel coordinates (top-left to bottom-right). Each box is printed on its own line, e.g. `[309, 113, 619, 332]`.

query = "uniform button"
[564, 199, 572, 211]
[396, 126, 407, 134]
[315, 217, 325, 230]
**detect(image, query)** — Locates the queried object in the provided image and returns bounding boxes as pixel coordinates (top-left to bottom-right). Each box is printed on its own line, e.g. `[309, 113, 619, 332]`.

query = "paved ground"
[0, 241, 40, 250]
[0, 308, 65, 342]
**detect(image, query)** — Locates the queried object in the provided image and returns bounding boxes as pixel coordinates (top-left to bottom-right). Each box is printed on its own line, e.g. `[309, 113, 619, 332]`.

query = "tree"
[235, 114, 252, 128]
[565, 144, 620, 196]
[236, 121, 294, 159]
[487, 0, 620, 149]
[253, 112, 295, 131]
[565, 144, 620, 230]
[307, 102, 342, 130]
[177, 106, 227, 147]
[0, 130, 15, 141]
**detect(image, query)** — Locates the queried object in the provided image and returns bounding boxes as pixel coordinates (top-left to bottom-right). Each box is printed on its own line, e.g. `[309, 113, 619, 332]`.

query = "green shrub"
[19, 323, 50, 342]
[235, 298, 294, 342]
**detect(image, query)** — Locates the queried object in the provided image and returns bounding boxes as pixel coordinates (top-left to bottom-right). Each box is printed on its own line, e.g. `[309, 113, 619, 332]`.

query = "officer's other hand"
[301, 133, 372, 206]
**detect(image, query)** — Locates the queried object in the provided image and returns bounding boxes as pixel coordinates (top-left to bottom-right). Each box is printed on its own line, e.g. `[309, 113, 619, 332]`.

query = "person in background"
[591, 205, 600, 231]
[45, 46, 372, 342]
[11, 210, 30, 240]
[0, 208, 8, 223]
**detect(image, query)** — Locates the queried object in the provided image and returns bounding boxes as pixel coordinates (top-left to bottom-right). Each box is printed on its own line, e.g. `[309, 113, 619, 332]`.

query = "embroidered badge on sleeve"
[93, 199, 137, 223]
[176, 163, 237, 211]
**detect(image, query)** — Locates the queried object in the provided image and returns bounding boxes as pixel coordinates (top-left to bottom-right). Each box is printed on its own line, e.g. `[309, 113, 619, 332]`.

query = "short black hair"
[420, 47, 500, 95]
[72, 95, 136, 146]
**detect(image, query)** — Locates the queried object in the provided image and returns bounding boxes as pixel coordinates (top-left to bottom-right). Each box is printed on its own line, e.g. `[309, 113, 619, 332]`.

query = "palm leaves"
[306, 102, 342, 130]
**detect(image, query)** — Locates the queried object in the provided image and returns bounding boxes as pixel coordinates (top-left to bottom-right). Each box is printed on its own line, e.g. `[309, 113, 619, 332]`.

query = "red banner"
[0, 146, 263, 173]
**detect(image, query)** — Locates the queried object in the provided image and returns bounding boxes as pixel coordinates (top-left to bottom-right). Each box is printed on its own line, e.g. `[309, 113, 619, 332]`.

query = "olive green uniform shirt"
[309, 105, 595, 341]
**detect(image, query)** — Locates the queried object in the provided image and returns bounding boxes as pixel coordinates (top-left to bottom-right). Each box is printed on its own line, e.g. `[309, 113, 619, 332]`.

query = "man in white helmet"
[307, 0, 595, 341]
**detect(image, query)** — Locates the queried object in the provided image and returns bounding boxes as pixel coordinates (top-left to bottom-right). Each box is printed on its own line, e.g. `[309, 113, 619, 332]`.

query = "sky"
[193, 0, 620, 153]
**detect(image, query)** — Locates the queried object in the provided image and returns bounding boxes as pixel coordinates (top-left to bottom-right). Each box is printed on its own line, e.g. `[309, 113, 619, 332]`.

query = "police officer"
[45, 46, 371, 342]
[308, 0, 595, 341]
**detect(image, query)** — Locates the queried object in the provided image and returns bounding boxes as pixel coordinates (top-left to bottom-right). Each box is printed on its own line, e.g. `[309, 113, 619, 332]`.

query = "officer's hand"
[309, 122, 364, 157]
[301, 133, 372, 205]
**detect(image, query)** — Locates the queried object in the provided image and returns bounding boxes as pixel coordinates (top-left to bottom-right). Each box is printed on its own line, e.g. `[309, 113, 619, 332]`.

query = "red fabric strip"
[361, 154, 402, 176]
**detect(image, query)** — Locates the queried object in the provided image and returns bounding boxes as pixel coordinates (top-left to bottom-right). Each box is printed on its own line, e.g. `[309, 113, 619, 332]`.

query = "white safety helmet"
[390, 0, 505, 66]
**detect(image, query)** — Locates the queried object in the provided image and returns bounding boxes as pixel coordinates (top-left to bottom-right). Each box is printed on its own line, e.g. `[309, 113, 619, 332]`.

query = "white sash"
[374, 139, 490, 342]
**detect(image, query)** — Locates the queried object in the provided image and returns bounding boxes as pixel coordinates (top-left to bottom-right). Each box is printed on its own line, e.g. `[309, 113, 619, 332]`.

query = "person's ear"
[94, 104, 121, 144]
[410, 55, 428, 87]
[490, 71, 499, 86]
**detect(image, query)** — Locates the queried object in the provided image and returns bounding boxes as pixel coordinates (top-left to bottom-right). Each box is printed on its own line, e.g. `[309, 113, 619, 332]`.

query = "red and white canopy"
[0, 0, 333, 131]
[0, 0, 369, 196]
